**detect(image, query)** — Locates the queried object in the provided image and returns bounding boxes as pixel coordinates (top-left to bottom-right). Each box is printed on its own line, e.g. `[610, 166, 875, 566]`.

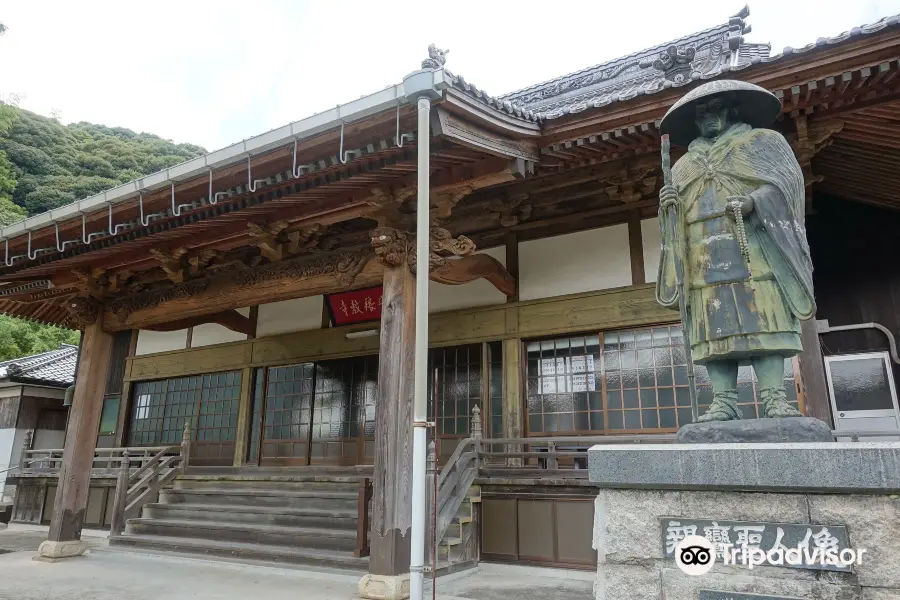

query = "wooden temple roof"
[1, 9, 900, 329]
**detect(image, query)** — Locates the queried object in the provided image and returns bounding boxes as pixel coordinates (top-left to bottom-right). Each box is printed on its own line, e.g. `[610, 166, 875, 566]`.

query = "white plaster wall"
[519, 224, 632, 301]
[257, 295, 323, 338]
[0, 428, 16, 501]
[429, 246, 508, 313]
[191, 307, 251, 348]
[135, 329, 188, 356]
[641, 217, 662, 284]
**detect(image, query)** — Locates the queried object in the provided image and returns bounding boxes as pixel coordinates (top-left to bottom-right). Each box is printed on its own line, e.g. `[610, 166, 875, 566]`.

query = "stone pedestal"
[35, 540, 88, 562]
[359, 573, 411, 600]
[588, 443, 900, 600]
[676, 417, 833, 444]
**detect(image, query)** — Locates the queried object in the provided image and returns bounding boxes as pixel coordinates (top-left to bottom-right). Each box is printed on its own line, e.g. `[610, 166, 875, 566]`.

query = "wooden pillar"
[42, 318, 113, 559]
[628, 211, 646, 285]
[233, 366, 254, 467]
[502, 338, 524, 467]
[369, 259, 416, 579]
[799, 318, 833, 427]
[505, 231, 519, 303]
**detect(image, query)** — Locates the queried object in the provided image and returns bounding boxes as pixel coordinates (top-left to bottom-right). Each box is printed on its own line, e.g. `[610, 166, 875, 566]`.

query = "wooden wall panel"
[517, 284, 673, 337]
[0, 394, 21, 429]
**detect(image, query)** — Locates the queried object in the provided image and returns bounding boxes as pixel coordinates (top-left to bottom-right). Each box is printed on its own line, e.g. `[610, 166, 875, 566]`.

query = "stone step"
[174, 478, 359, 493]
[158, 488, 358, 510]
[109, 533, 368, 571]
[141, 503, 358, 530]
[125, 518, 357, 552]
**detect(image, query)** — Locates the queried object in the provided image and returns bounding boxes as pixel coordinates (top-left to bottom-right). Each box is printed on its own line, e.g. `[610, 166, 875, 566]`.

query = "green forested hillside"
[0, 101, 207, 360]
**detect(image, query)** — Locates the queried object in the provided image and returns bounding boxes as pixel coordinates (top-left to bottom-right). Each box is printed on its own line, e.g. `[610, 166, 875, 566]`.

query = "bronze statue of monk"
[657, 80, 815, 423]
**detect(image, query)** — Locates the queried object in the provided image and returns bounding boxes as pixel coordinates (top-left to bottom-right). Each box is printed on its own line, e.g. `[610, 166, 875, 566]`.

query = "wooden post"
[424, 440, 437, 568]
[354, 478, 372, 558]
[44, 319, 114, 557]
[232, 366, 254, 467]
[110, 449, 129, 536]
[628, 211, 646, 285]
[181, 421, 191, 475]
[799, 319, 833, 427]
[471, 405, 483, 471]
[502, 338, 524, 467]
[369, 260, 416, 579]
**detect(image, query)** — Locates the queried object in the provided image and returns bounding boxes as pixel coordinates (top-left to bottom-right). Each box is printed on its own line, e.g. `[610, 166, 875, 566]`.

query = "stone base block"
[588, 442, 900, 493]
[676, 417, 833, 444]
[36, 540, 88, 561]
[359, 573, 410, 600]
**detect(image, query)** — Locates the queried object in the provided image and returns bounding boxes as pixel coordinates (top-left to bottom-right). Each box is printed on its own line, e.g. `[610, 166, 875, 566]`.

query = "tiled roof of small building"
[0, 344, 77, 386]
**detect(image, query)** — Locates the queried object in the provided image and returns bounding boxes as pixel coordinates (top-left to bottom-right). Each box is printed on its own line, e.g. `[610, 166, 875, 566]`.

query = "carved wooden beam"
[430, 254, 516, 296]
[102, 248, 376, 331]
[144, 309, 255, 336]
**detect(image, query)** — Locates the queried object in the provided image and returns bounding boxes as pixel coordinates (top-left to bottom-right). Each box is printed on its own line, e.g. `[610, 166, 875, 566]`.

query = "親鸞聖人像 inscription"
[661, 517, 852, 572]
[699, 592, 804, 600]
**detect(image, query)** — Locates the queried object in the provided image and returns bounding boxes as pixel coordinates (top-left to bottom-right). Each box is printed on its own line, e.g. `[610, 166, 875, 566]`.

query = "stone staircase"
[109, 475, 368, 571]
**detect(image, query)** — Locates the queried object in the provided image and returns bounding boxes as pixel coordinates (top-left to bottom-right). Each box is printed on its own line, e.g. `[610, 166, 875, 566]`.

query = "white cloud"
[2, 0, 898, 150]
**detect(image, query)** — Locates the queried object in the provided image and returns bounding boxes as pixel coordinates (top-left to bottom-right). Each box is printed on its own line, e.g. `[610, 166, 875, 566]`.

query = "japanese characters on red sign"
[326, 286, 383, 326]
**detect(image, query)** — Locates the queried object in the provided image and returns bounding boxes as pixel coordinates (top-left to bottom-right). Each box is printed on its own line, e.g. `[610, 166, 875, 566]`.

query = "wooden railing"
[354, 478, 373, 558]
[108, 422, 191, 535]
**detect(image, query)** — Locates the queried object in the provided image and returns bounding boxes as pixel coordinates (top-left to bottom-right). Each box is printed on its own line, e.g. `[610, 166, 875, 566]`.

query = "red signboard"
[325, 286, 383, 326]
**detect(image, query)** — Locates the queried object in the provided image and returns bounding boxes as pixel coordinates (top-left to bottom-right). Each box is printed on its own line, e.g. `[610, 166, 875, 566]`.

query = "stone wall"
[593, 488, 900, 600]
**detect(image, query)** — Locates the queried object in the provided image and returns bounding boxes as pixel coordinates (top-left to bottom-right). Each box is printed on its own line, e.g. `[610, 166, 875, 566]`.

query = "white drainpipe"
[402, 67, 445, 600]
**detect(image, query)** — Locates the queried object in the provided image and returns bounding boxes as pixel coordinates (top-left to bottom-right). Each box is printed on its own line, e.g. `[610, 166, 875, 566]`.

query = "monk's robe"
[656, 122, 815, 363]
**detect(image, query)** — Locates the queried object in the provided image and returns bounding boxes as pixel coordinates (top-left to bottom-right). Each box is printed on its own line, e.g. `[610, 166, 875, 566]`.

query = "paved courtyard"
[0, 526, 592, 600]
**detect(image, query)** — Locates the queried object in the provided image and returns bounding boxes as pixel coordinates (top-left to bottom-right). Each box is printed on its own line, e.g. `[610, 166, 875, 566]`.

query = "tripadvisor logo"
[675, 536, 716, 575]
[674, 533, 867, 575]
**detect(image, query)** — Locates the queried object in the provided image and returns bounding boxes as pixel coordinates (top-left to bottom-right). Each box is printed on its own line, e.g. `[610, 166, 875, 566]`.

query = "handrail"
[110, 422, 192, 536]
[354, 478, 373, 558]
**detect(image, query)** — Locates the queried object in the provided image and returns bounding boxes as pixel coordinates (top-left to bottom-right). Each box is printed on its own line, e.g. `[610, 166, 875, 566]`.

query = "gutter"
[0, 70, 450, 247]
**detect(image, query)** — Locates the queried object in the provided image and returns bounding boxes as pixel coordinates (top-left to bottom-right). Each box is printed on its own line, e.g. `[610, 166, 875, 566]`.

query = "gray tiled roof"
[0, 344, 77, 386]
[489, 10, 900, 121]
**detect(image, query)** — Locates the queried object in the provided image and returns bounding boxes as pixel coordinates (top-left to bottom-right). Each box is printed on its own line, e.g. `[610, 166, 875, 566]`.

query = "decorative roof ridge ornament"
[421, 44, 449, 70]
[639, 45, 698, 84]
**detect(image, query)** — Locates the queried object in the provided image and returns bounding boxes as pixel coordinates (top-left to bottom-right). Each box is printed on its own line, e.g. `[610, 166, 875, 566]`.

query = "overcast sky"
[3, 0, 900, 151]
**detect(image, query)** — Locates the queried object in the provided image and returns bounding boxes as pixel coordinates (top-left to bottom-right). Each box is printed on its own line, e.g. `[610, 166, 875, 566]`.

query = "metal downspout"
[410, 94, 431, 600]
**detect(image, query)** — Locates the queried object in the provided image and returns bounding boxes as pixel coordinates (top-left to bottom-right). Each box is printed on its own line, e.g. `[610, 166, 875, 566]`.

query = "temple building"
[3, 6, 900, 590]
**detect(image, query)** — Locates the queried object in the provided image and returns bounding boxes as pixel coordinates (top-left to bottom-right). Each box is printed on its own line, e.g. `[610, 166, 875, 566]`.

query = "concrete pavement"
[0, 544, 593, 600]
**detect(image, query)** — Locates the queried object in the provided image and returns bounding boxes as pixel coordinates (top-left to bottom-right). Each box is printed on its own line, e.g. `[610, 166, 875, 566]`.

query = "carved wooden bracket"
[430, 254, 516, 296]
[144, 309, 255, 336]
[71, 268, 106, 299]
[488, 193, 532, 227]
[371, 226, 411, 268]
[66, 295, 102, 328]
[247, 221, 289, 262]
[365, 186, 417, 228]
[287, 224, 326, 255]
[149, 248, 189, 283]
[432, 185, 474, 223]
[791, 116, 844, 187]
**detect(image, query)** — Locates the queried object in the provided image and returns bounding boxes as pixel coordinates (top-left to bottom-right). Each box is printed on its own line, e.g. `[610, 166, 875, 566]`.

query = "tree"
[0, 102, 206, 359]
[0, 317, 79, 362]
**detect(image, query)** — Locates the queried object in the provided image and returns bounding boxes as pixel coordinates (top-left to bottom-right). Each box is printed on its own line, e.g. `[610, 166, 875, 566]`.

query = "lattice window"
[262, 363, 315, 461]
[525, 336, 603, 434]
[526, 325, 800, 435]
[127, 371, 241, 460]
[429, 344, 482, 438]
